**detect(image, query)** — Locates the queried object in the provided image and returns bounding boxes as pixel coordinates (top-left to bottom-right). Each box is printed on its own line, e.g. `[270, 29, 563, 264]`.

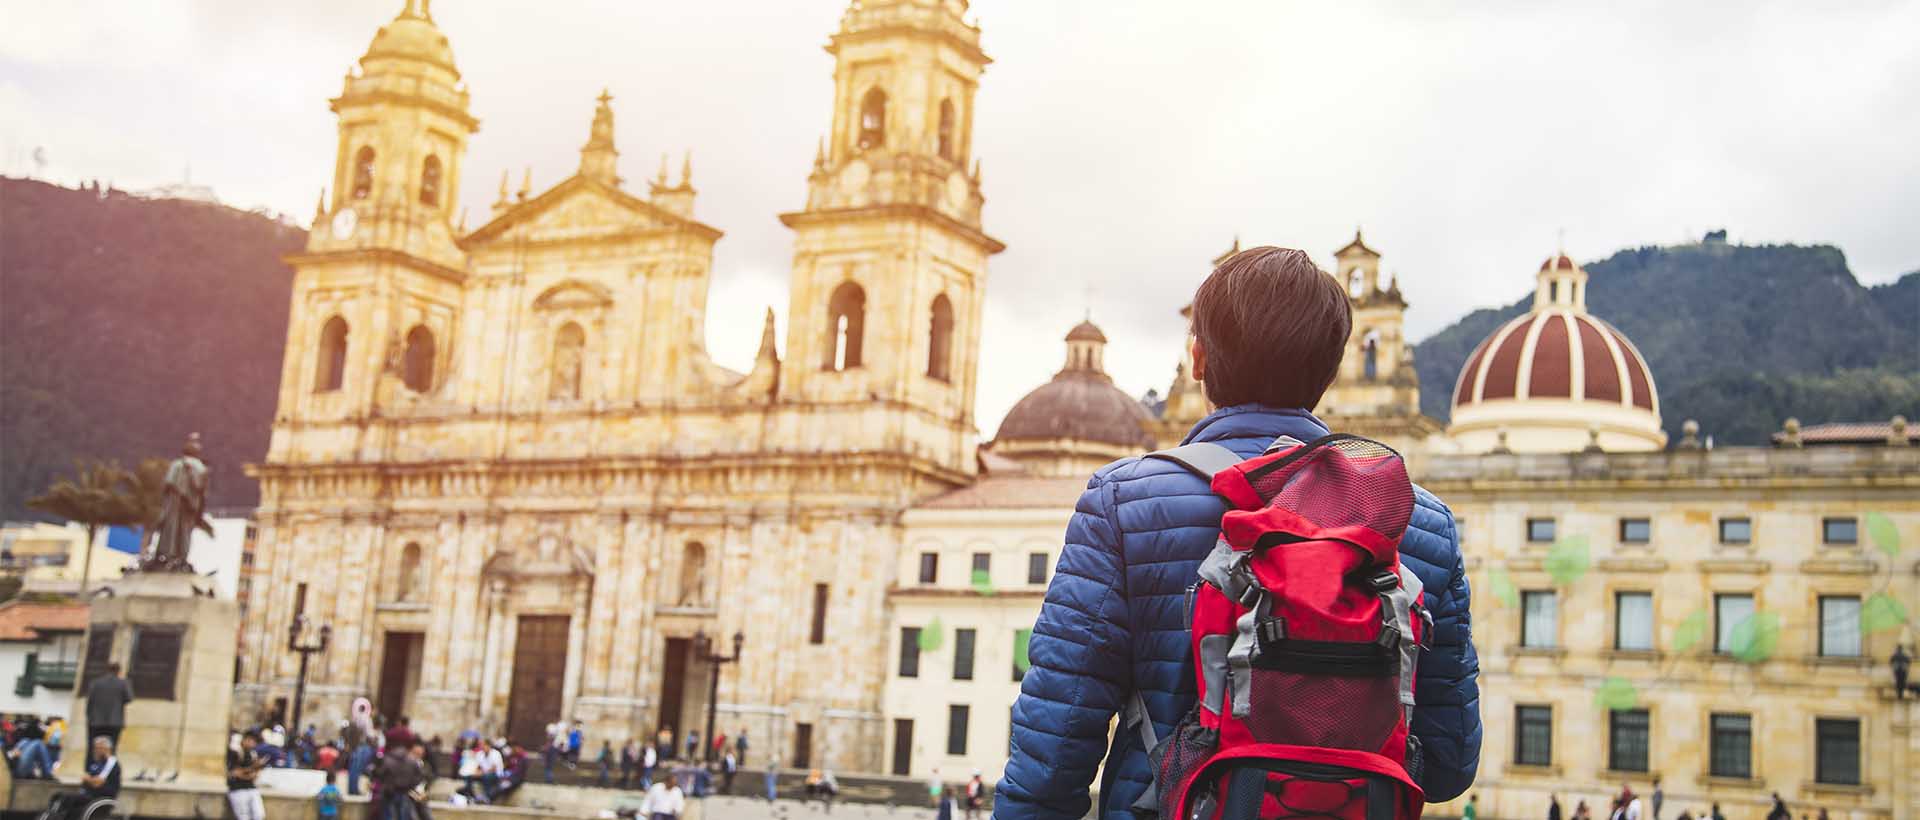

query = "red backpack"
[1130, 434, 1429, 820]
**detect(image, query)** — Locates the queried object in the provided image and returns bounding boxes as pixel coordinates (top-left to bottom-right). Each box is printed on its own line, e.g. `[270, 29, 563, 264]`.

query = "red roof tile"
[0, 600, 89, 641]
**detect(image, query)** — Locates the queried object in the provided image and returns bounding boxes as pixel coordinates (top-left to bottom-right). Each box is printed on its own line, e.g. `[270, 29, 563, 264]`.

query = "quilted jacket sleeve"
[1411, 505, 1482, 802]
[995, 476, 1130, 820]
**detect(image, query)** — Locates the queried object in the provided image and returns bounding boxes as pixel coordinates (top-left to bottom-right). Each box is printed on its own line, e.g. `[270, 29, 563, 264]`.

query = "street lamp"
[287, 614, 332, 734]
[693, 628, 745, 764]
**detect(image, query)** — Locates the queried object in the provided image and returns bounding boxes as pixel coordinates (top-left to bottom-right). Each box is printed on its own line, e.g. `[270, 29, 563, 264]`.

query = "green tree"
[25, 459, 159, 596]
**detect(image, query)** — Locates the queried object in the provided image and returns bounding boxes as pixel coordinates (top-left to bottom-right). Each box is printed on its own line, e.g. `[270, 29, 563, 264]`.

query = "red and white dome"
[1446, 254, 1665, 453]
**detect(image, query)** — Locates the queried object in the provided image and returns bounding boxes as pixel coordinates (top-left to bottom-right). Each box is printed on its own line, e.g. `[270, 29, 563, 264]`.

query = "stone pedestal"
[75, 572, 237, 784]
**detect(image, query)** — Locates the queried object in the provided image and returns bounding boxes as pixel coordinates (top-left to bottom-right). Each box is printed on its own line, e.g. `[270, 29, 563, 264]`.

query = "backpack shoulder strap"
[1143, 442, 1244, 478]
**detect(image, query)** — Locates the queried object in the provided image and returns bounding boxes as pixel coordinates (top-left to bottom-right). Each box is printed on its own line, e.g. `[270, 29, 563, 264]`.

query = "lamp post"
[287, 614, 332, 734]
[693, 628, 744, 764]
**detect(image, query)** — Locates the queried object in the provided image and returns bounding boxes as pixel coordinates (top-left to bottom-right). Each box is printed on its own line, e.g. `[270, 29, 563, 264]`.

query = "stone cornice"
[331, 90, 479, 133]
[284, 247, 468, 285]
[780, 204, 1005, 254]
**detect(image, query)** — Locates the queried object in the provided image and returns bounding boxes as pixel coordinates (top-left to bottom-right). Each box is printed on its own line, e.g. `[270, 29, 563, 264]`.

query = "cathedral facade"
[240, 0, 999, 770]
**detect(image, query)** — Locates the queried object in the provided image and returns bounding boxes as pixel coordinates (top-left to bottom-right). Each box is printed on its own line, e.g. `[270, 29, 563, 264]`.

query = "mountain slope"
[1, 177, 303, 520]
[1414, 239, 1920, 445]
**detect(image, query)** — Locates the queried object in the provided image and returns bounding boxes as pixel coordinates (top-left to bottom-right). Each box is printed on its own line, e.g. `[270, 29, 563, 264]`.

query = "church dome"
[362, 1, 459, 78]
[1446, 254, 1665, 453]
[989, 320, 1153, 476]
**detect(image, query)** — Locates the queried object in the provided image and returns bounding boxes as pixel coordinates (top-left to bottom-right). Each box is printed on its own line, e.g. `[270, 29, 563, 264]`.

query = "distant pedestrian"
[83, 665, 133, 748]
[965, 771, 985, 820]
[1895, 644, 1912, 698]
[935, 785, 954, 820]
[1767, 793, 1790, 820]
[1550, 794, 1563, 820]
[734, 729, 748, 766]
[764, 756, 780, 802]
[316, 769, 342, 820]
[596, 740, 612, 787]
[640, 741, 658, 790]
[1652, 778, 1664, 820]
[1576, 800, 1592, 820]
[567, 721, 584, 765]
[641, 772, 685, 820]
[684, 729, 700, 762]
[721, 750, 738, 793]
[655, 727, 672, 765]
[1465, 794, 1478, 820]
[1712, 803, 1726, 820]
[228, 731, 267, 820]
[620, 738, 638, 789]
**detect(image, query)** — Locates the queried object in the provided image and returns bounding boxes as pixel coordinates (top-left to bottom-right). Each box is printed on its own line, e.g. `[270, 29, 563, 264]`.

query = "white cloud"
[4, 0, 1915, 431]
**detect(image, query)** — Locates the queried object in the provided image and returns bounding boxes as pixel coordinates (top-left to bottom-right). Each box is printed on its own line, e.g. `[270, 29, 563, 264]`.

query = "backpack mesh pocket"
[1146, 709, 1218, 820]
[1242, 668, 1399, 752]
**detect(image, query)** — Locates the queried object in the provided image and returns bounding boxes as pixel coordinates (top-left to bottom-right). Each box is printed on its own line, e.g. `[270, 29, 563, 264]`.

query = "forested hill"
[1413, 237, 1920, 445]
[1, 177, 304, 521]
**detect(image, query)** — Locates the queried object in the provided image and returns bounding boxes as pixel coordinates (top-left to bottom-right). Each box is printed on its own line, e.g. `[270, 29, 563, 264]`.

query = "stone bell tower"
[271, 0, 476, 449]
[777, 0, 1005, 477]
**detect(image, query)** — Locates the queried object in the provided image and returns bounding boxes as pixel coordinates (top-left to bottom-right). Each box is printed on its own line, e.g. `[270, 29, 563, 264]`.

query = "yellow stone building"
[241, 0, 999, 770]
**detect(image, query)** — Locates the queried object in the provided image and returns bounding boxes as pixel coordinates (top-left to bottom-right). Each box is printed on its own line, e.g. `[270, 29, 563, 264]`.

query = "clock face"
[331, 207, 358, 240]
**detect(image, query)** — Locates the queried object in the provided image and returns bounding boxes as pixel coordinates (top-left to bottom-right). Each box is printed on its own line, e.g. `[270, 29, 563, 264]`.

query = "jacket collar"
[1180, 404, 1329, 446]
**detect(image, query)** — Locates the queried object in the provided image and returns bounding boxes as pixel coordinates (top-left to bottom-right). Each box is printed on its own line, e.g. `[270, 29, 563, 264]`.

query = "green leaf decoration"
[1487, 566, 1518, 608]
[1727, 611, 1781, 663]
[1863, 593, 1909, 634]
[1013, 628, 1033, 676]
[1545, 535, 1592, 587]
[1594, 676, 1639, 711]
[1671, 609, 1710, 653]
[971, 568, 996, 596]
[1864, 511, 1899, 559]
[918, 616, 945, 652]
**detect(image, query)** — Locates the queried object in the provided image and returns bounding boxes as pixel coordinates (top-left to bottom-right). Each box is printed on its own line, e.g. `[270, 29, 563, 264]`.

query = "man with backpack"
[996, 247, 1481, 820]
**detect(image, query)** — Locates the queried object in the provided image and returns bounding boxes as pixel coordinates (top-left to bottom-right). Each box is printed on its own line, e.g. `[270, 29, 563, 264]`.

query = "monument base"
[75, 572, 237, 785]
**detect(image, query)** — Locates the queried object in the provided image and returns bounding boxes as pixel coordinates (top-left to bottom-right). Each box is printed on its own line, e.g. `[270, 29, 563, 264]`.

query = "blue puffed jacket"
[995, 405, 1481, 820]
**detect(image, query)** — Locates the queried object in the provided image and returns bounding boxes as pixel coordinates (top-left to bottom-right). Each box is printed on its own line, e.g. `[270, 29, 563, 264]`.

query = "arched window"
[550, 322, 585, 400]
[419, 155, 442, 208]
[677, 542, 707, 607]
[397, 542, 423, 602]
[1362, 331, 1380, 381]
[937, 98, 956, 160]
[927, 294, 954, 381]
[402, 325, 435, 392]
[1348, 268, 1365, 299]
[315, 316, 349, 393]
[351, 147, 376, 200]
[857, 88, 887, 151]
[823, 282, 866, 371]
[1549, 281, 1560, 304]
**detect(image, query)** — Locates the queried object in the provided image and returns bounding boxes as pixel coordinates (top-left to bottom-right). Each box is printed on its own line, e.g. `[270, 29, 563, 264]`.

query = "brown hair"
[1190, 246, 1351, 409]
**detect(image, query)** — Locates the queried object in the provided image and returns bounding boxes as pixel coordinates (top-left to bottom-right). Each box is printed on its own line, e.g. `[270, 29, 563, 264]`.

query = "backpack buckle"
[1369, 569, 1399, 593]
[1228, 555, 1263, 608]
[1256, 616, 1287, 646]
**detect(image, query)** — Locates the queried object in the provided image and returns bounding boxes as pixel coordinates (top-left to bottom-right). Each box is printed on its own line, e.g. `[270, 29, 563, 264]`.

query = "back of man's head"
[1190, 246, 1351, 410]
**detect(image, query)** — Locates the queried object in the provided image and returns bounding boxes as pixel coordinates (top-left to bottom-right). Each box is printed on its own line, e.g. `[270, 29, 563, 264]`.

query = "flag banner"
[105, 525, 144, 555]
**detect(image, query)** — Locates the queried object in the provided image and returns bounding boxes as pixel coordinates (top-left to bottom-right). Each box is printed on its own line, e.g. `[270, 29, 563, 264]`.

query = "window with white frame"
[1714, 593, 1755, 654]
[1615, 591, 1654, 651]
[1522, 590, 1558, 649]
[1818, 596, 1861, 657]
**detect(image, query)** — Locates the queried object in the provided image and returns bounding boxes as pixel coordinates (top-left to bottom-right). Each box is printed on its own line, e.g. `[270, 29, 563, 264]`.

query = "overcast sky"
[5, 0, 1917, 431]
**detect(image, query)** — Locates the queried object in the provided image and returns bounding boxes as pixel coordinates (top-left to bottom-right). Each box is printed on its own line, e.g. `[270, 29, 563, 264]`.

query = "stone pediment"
[481, 533, 595, 580]
[461, 175, 721, 248]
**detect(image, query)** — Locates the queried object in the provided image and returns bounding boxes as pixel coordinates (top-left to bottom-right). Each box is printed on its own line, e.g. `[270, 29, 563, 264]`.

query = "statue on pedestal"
[142, 433, 212, 572]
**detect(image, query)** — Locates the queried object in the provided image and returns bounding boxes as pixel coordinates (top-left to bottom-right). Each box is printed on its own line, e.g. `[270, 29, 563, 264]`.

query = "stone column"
[477, 579, 508, 728]
[560, 579, 590, 718]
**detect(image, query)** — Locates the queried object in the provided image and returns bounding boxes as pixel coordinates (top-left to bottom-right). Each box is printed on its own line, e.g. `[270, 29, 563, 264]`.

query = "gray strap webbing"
[1383, 564, 1425, 724]
[1225, 594, 1270, 718]
[1125, 690, 1158, 752]
[1144, 442, 1245, 478]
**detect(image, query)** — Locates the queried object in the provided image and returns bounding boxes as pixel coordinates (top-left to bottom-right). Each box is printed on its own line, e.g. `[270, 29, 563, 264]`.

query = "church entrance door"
[658, 637, 689, 752]
[506, 615, 570, 747]
[376, 631, 424, 722]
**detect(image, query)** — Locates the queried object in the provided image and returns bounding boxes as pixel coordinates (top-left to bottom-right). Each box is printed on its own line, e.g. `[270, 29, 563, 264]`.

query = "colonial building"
[241, 0, 999, 770]
[878, 246, 1919, 820]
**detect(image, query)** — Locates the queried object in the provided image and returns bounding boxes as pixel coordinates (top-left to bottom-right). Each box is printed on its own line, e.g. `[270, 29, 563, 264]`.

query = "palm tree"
[25, 459, 155, 597]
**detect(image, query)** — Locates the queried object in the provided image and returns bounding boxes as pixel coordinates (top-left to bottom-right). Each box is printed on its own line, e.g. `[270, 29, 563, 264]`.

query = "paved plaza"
[696, 795, 949, 820]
